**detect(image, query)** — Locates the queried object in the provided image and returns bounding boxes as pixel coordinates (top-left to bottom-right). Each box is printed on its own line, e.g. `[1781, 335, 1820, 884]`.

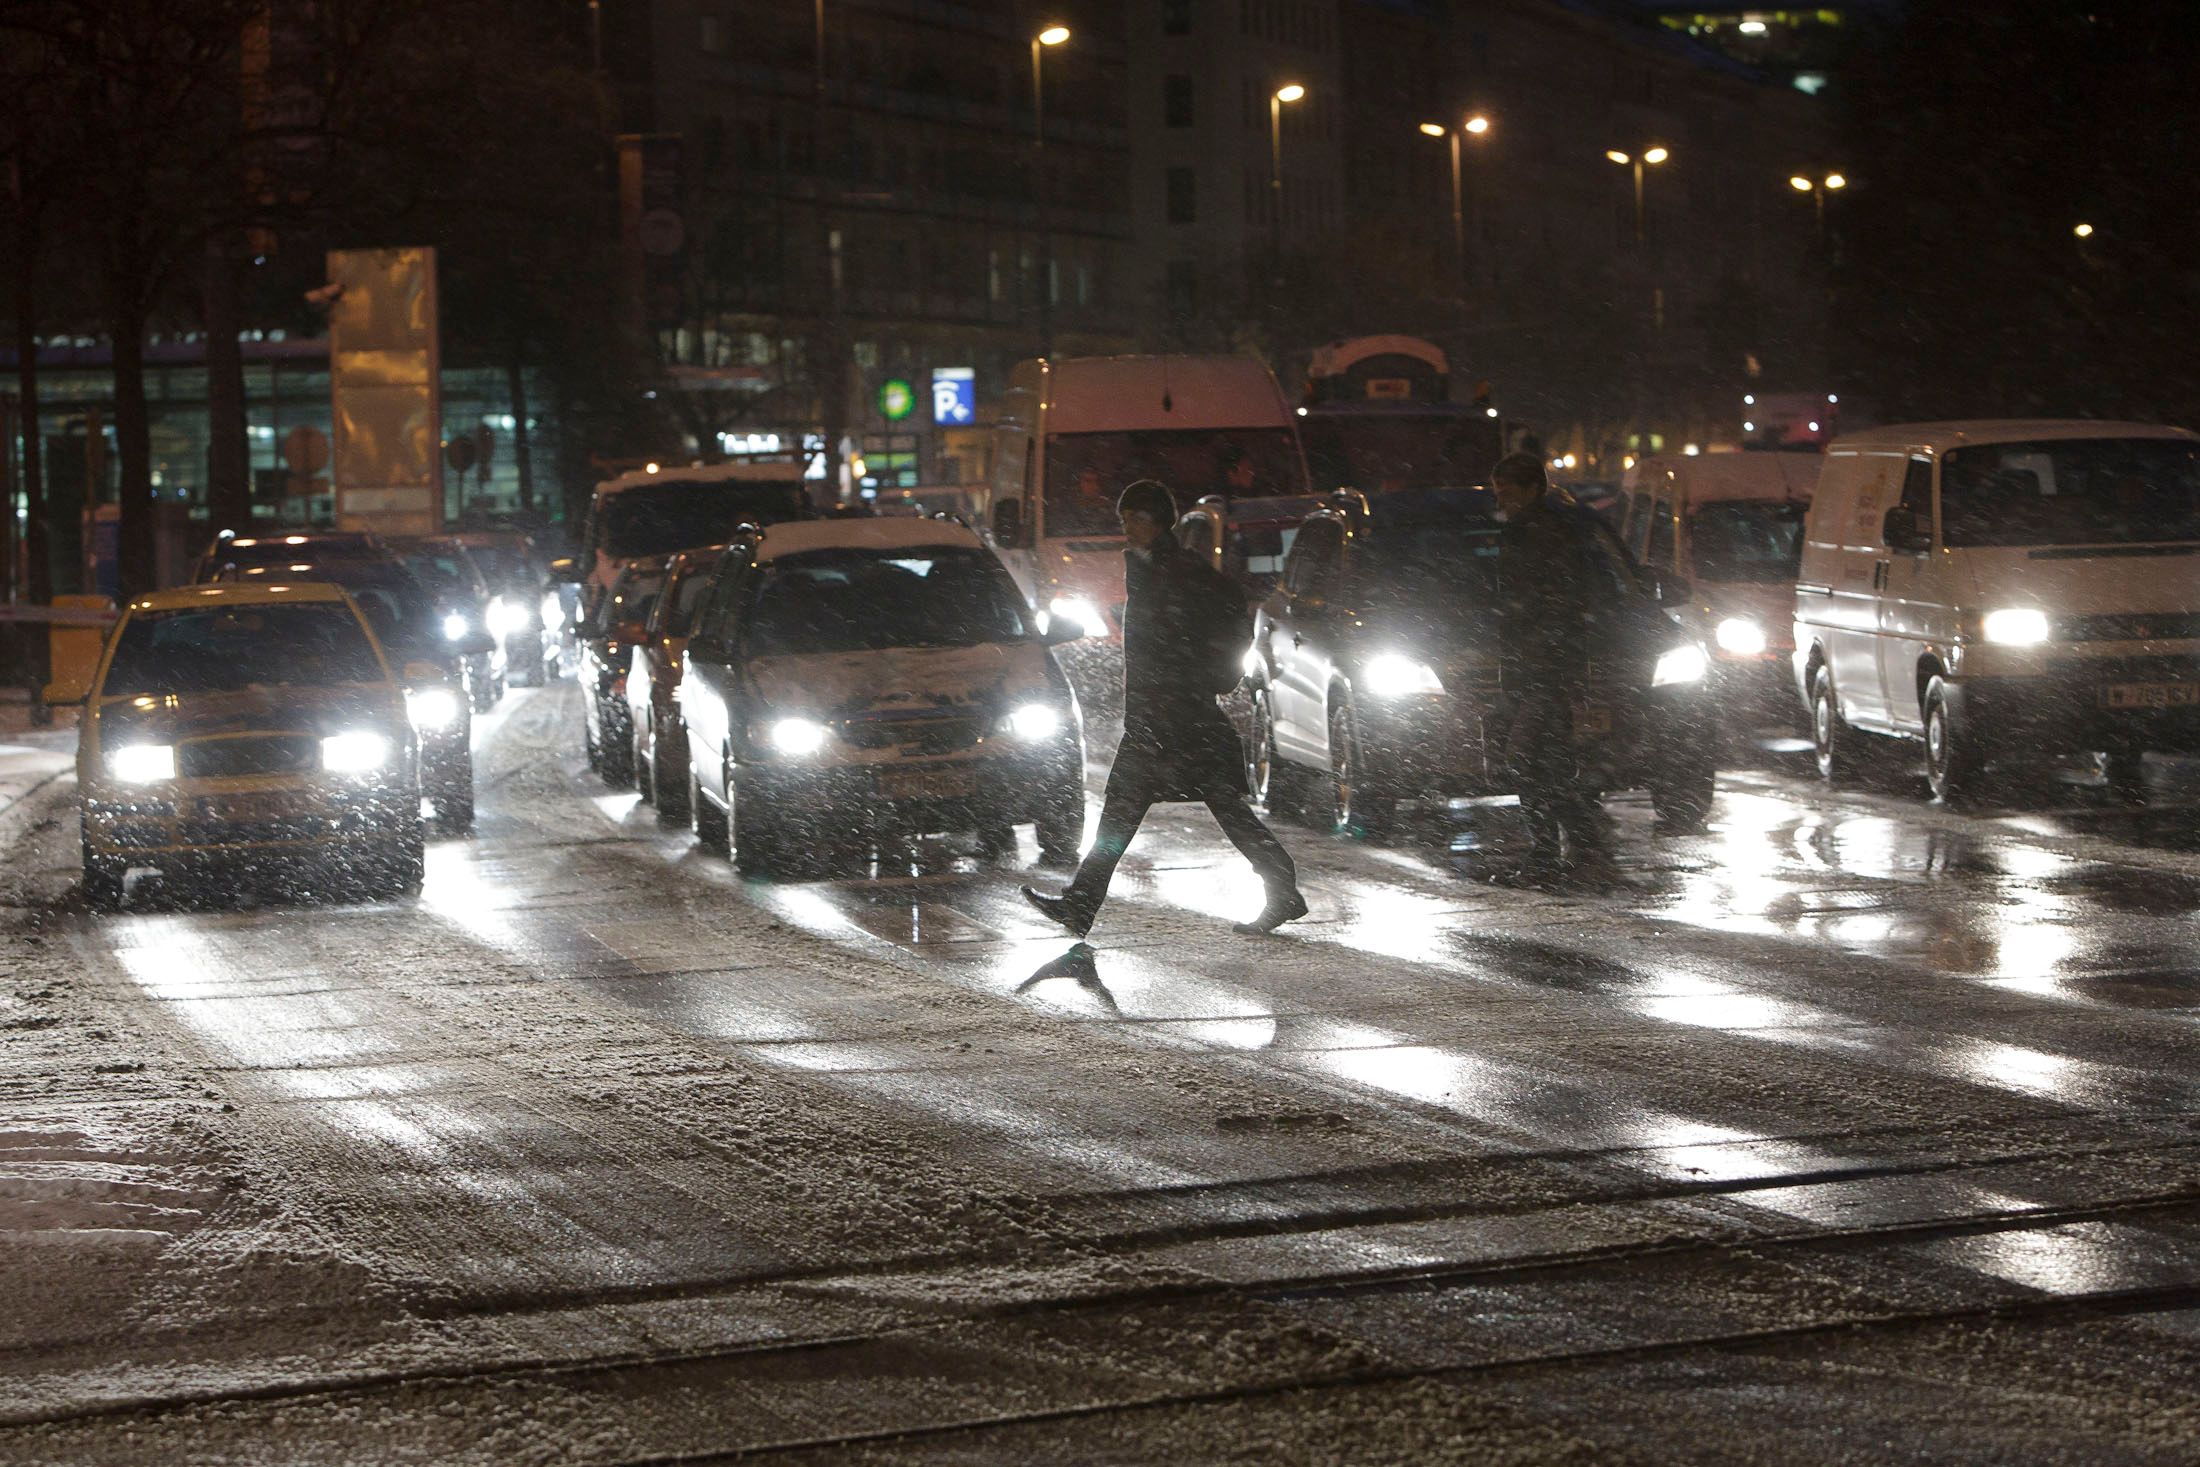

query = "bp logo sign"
[877, 378, 915, 422]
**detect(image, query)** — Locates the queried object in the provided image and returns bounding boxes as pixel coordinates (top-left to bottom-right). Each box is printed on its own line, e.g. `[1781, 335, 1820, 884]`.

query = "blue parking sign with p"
[932, 367, 976, 426]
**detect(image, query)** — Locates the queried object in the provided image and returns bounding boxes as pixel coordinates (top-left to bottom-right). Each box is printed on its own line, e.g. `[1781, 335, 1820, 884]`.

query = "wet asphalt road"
[2, 683, 2198, 1464]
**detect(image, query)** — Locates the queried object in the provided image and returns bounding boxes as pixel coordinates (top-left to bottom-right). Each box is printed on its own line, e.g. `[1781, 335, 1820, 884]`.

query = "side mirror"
[1882, 505, 1931, 554]
[42, 674, 90, 707]
[1040, 616, 1086, 647]
[991, 498, 1025, 548]
[550, 556, 584, 584]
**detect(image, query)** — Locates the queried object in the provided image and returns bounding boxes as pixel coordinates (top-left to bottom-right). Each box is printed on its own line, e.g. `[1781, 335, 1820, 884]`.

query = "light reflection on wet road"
[14, 683, 2200, 1462]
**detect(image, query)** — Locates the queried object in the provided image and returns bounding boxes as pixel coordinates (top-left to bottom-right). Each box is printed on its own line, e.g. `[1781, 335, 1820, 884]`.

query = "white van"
[1622, 451, 1820, 737]
[1792, 420, 2200, 801]
[987, 355, 1309, 652]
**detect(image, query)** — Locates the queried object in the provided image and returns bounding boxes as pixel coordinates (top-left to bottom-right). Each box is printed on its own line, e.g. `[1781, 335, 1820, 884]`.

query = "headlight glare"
[486, 598, 522, 639]
[1714, 617, 1768, 656]
[320, 731, 392, 774]
[1982, 607, 2050, 646]
[108, 743, 176, 783]
[1005, 702, 1064, 741]
[770, 717, 828, 756]
[1653, 643, 1710, 686]
[1045, 597, 1103, 637]
[1364, 652, 1444, 698]
[406, 686, 462, 730]
[539, 592, 564, 630]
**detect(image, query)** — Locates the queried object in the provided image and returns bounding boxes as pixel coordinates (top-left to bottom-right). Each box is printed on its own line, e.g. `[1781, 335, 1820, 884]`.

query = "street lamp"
[1607, 145, 1669, 246]
[1419, 113, 1493, 290]
[1789, 170, 1845, 236]
[1031, 24, 1070, 351]
[1269, 83, 1306, 280]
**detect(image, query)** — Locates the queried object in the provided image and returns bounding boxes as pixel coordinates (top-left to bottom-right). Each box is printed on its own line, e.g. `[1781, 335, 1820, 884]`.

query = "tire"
[732, 788, 785, 877]
[1036, 785, 1085, 866]
[471, 664, 497, 713]
[689, 758, 730, 856]
[83, 840, 125, 913]
[582, 699, 602, 773]
[2103, 750, 2149, 804]
[365, 822, 426, 898]
[652, 716, 691, 825]
[1923, 675, 1987, 805]
[1327, 697, 1393, 840]
[1651, 745, 1717, 831]
[599, 707, 634, 788]
[433, 749, 476, 835]
[1810, 665, 1867, 786]
[507, 650, 542, 689]
[631, 719, 653, 806]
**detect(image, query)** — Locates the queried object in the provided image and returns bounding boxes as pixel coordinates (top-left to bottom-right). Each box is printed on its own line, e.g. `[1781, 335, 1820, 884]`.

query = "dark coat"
[1109, 539, 1246, 803]
[1497, 491, 1599, 689]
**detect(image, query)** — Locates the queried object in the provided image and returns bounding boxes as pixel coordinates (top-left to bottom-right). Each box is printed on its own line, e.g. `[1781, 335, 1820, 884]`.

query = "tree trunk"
[203, 236, 251, 534]
[506, 350, 534, 513]
[13, 220, 49, 606]
[111, 304, 156, 598]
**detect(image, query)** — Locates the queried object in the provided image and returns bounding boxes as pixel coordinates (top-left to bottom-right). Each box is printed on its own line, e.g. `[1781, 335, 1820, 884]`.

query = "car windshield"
[459, 543, 534, 587]
[1940, 438, 2200, 547]
[1043, 428, 1305, 538]
[662, 564, 717, 636]
[1689, 500, 1808, 583]
[1301, 412, 1504, 495]
[601, 571, 666, 631]
[745, 547, 1030, 657]
[395, 547, 480, 601]
[1357, 520, 1505, 606]
[102, 604, 383, 698]
[304, 566, 443, 651]
[597, 479, 809, 558]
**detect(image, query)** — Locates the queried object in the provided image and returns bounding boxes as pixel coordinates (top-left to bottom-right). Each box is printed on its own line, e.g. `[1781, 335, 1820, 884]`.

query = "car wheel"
[2102, 750, 2148, 803]
[653, 718, 691, 825]
[471, 666, 497, 713]
[1923, 675, 1986, 805]
[1328, 697, 1392, 840]
[977, 823, 1019, 861]
[599, 708, 634, 788]
[582, 699, 602, 772]
[1036, 785, 1085, 866]
[689, 757, 730, 856]
[366, 821, 426, 898]
[1651, 743, 1717, 832]
[731, 788, 784, 877]
[631, 721, 653, 806]
[1810, 665, 1866, 786]
[83, 840, 125, 913]
[507, 650, 542, 689]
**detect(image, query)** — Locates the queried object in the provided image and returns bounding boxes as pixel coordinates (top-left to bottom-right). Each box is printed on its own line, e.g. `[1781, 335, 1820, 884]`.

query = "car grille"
[2057, 612, 2200, 643]
[176, 817, 343, 846]
[838, 712, 984, 754]
[177, 734, 320, 779]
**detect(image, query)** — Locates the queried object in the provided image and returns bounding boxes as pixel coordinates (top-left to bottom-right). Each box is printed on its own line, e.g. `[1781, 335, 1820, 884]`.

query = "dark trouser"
[1063, 781, 1298, 919]
[1504, 687, 1604, 865]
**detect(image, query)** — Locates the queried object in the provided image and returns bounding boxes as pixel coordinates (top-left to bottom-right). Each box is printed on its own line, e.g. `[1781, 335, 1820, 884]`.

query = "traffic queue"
[42, 342, 2200, 913]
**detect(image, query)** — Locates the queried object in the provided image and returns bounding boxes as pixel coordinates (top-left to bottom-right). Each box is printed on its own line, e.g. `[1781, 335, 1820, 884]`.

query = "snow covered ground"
[2, 683, 2197, 1464]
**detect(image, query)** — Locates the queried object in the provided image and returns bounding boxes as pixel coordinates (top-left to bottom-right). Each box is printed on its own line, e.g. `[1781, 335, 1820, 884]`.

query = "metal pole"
[1269, 93, 1284, 284]
[1633, 158, 1645, 247]
[1448, 130, 1465, 288]
[1033, 37, 1050, 353]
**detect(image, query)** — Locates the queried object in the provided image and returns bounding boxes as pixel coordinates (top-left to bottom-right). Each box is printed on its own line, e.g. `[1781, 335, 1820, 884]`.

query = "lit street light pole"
[1606, 145, 1668, 247]
[1419, 113, 1490, 294]
[1608, 146, 1670, 460]
[1031, 24, 1070, 354]
[1788, 170, 1846, 238]
[1269, 83, 1305, 284]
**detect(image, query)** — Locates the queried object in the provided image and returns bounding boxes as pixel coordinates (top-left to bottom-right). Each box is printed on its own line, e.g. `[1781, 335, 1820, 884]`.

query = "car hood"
[95, 684, 402, 745]
[748, 642, 1052, 719]
[1958, 542, 2200, 616]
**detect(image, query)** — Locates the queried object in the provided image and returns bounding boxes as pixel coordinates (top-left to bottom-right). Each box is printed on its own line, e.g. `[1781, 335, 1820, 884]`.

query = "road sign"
[931, 366, 975, 426]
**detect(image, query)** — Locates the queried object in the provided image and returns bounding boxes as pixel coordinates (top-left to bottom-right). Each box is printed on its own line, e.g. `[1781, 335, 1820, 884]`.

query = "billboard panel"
[328, 246, 442, 536]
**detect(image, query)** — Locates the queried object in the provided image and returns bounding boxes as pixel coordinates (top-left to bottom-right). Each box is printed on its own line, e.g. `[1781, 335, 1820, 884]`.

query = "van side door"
[1801, 449, 1906, 728]
[1270, 518, 1346, 760]
[1876, 456, 1942, 734]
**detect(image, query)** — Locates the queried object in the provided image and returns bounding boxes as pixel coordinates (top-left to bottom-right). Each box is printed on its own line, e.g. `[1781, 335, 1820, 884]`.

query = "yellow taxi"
[49, 582, 427, 910]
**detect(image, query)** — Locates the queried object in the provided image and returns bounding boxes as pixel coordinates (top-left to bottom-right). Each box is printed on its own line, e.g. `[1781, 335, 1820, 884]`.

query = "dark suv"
[1245, 488, 1717, 838]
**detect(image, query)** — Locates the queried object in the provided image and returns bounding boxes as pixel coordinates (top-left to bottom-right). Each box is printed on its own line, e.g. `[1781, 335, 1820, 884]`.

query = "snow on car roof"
[132, 581, 354, 611]
[594, 461, 809, 496]
[753, 515, 982, 563]
[1829, 420, 2199, 453]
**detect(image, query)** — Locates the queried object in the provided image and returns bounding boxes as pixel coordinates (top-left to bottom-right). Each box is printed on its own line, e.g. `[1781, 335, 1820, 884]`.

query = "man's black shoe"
[1022, 885, 1094, 937]
[1233, 888, 1309, 935]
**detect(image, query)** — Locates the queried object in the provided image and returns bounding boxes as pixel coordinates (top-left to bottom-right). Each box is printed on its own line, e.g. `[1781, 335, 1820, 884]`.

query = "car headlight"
[1714, 617, 1768, 656]
[442, 611, 471, 642]
[1363, 652, 1444, 698]
[1001, 702, 1064, 741]
[320, 731, 392, 774]
[539, 592, 564, 631]
[486, 597, 523, 639]
[108, 743, 176, 783]
[1982, 607, 2050, 646]
[406, 686, 462, 730]
[1653, 643, 1710, 686]
[769, 717, 828, 756]
[1045, 597, 1103, 637]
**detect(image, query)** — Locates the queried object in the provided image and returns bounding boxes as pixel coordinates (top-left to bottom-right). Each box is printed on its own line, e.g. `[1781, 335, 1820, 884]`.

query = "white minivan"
[986, 355, 1310, 664]
[1792, 420, 2200, 801]
[1622, 450, 1819, 740]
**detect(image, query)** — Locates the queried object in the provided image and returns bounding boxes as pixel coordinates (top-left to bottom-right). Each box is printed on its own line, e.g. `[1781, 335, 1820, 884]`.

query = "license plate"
[1571, 703, 1615, 737]
[199, 792, 309, 821]
[878, 767, 978, 801]
[2102, 682, 2199, 710]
